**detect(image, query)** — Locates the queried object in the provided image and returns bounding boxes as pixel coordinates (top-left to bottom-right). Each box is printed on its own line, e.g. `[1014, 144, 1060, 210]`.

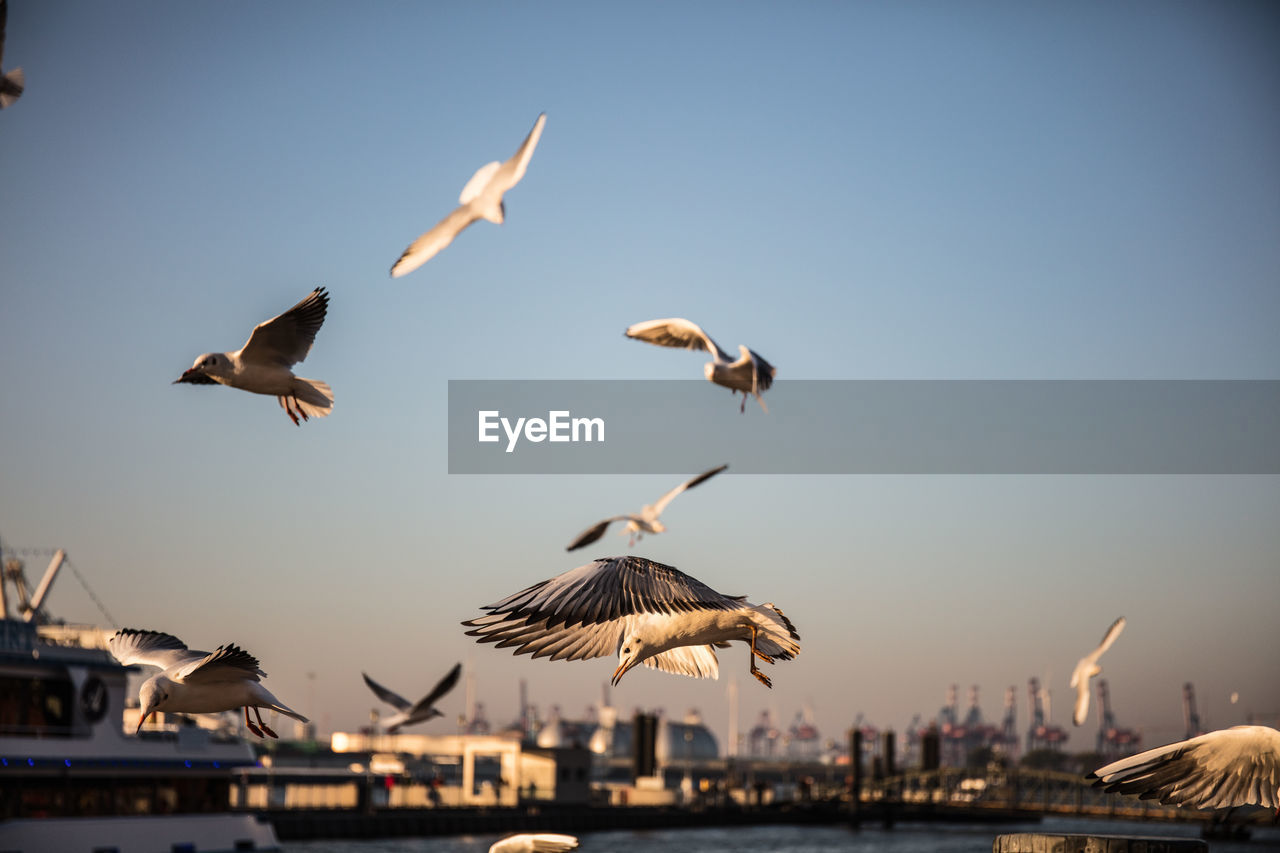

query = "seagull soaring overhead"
[390, 112, 546, 277]
[566, 464, 728, 551]
[107, 629, 308, 739]
[1090, 725, 1280, 811]
[174, 287, 332, 426]
[462, 555, 801, 689]
[1069, 615, 1126, 726]
[625, 318, 776, 413]
[0, 0, 26, 109]
[489, 834, 579, 853]
[362, 662, 462, 734]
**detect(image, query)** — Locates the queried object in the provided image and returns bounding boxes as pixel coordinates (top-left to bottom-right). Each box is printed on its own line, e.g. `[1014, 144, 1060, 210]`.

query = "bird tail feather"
[753, 603, 801, 660]
[279, 378, 333, 420]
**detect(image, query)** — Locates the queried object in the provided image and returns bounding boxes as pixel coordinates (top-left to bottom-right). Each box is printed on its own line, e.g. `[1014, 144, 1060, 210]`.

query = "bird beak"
[136, 710, 152, 733]
[612, 660, 632, 687]
[174, 368, 198, 384]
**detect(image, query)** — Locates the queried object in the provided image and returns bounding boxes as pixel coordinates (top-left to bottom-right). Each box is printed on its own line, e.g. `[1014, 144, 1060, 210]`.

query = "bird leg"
[252, 706, 278, 739]
[748, 625, 773, 688]
[244, 706, 264, 738]
[739, 393, 747, 414]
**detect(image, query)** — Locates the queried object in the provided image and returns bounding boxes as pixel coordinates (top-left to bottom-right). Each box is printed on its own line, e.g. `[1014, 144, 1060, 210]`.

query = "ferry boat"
[0, 550, 280, 853]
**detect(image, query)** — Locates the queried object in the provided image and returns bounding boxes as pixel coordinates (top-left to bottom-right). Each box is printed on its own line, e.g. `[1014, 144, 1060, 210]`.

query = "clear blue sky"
[1, 1, 1277, 752]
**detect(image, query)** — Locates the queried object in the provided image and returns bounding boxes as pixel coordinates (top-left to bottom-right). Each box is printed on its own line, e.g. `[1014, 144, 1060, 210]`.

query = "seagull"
[566, 464, 728, 551]
[174, 287, 332, 426]
[390, 112, 546, 277]
[362, 662, 462, 734]
[1069, 615, 1126, 726]
[107, 629, 308, 739]
[625, 318, 776, 413]
[0, 0, 26, 109]
[462, 555, 801, 689]
[489, 834, 579, 853]
[1090, 725, 1280, 811]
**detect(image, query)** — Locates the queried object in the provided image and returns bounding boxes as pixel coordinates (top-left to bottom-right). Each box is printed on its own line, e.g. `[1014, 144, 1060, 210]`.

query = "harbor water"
[285, 816, 1280, 853]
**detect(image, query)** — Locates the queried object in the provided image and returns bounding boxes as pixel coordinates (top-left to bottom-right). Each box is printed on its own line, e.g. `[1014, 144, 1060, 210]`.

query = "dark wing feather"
[362, 672, 412, 711]
[176, 643, 265, 683]
[408, 662, 462, 717]
[749, 350, 776, 391]
[239, 287, 329, 367]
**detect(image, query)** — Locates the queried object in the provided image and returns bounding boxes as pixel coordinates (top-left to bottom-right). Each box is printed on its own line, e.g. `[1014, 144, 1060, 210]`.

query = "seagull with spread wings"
[489, 834, 579, 853]
[0, 0, 25, 110]
[462, 555, 800, 689]
[391, 113, 546, 277]
[174, 287, 332, 425]
[626, 318, 775, 413]
[107, 629, 308, 739]
[566, 464, 728, 551]
[362, 662, 462, 734]
[1069, 615, 1126, 726]
[1090, 725, 1280, 811]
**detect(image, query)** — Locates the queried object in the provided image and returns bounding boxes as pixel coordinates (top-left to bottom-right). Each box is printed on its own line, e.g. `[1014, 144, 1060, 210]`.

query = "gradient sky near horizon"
[1, 1, 1278, 753]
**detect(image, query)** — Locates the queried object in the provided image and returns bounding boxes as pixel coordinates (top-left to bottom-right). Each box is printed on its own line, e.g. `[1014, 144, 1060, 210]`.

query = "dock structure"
[994, 833, 1206, 852]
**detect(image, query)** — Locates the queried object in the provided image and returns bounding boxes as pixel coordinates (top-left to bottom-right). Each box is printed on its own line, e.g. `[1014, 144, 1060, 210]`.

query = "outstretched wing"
[406, 662, 463, 719]
[174, 643, 265, 683]
[390, 205, 479, 277]
[108, 628, 202, 671]
[625, 318, 732, 363]
[489, 112, 547, 195]
[362, 672, 412, 712]
[649, 464, 728, 517]
[239, 287, 329, 367]
[1090, 726, 1280, 810]
[565, 515, 631, 552]
[462, 556, 745, 660]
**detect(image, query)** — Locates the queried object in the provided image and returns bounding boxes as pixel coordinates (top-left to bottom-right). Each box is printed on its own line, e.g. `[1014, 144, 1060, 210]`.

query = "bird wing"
[1091, 726, 1280, 810]
[565, 515, 631, 552]
[488, 112, 547, 195]
[108, 629, 202, 671]
[649, 464, 729, 517]
[643, 644, 720, 680]
[747, 348, 776, 391]
[462, 556, 746, 659]
[1091, 616, 1126, 658]
[173, 643, 265, 684]
[458, 161, 503, 205]
[406, 662, 463, 719]
[1071, 664, 1096, 726]
[489, 833, 579, 853]
[238, 287, 329, 367]
[625, 318, 732, 363]
[362, 672, 412, 711]
[390, 205, 479, 278]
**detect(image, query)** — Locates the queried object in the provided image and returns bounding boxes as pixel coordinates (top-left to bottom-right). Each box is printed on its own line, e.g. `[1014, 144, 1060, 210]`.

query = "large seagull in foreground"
[462, 555, 801, 689]
[1091, 725, 1280, 811]
[174, 287, 332, 426]
[107, 629, 308, 739]
[566, 464, 728, 551]
[390, 112, 546, 277]
[626, 317, 776, 413]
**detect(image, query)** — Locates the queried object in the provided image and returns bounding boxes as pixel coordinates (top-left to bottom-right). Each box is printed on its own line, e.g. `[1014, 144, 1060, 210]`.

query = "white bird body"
[107, 629, 307, 739]
[488, 833, 579, 853]
[1091, 725, 1280, 810]
[566, 465, 728, 551]
[362, 662, 462, 734]
[391, 113, 546, 277]
[462, 555, 800, 688]
[1069, 616, 1126, 726]
[0, 0, 24, 110]
[175, 287, 332, 425]
[626, 318, 775, 412]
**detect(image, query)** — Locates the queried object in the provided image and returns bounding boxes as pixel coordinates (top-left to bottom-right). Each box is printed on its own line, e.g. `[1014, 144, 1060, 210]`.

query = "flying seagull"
[390, 112, 546, 277]
[107, 628, 308, 739]
[566, 464, 728, 551]
[1090, 725, 1280, 811]
[489, 834, 579, 853]
[625, 318, 776, 413]
[175, 287, 332, 426]
[362, 662, 462, 734]
[1069, 615, 1126, 726]
[462, 555, 801, 689]
[0, 0, 26, 109]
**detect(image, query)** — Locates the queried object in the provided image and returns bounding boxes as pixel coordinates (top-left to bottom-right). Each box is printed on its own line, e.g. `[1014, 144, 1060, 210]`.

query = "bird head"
[174, 352, 228, 385]
[612, 635, 649, 687]
[136, 681, 166, 733]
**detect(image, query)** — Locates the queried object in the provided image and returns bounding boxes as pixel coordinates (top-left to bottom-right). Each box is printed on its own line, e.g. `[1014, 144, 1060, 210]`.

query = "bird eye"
[623, 647, 630, 654]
